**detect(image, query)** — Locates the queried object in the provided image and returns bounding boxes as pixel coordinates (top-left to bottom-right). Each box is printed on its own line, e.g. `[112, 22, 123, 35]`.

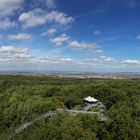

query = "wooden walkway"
[14, 109, 107, 135]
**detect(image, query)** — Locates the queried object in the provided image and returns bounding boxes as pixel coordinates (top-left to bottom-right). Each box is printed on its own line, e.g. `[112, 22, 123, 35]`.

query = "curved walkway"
[15, 111, 55, 134]
[14, 109, 107, 135]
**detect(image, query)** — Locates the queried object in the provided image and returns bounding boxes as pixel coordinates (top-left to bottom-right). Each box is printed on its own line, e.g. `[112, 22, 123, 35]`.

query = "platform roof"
[84, 96, 98, 102]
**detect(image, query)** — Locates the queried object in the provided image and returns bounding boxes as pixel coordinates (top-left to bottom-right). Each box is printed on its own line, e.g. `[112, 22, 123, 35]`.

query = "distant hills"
[0, 71, 140, 79]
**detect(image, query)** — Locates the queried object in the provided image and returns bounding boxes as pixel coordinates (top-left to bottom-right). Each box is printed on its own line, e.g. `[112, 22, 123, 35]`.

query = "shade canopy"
[84, 96, 98, 103]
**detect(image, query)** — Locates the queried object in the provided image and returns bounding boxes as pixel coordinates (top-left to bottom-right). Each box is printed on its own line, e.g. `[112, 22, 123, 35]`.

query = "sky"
[0, 0, 140, 72]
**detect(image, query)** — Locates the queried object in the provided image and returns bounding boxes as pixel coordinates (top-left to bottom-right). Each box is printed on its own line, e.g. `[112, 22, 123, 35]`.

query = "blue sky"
[0, 0, 140, 72]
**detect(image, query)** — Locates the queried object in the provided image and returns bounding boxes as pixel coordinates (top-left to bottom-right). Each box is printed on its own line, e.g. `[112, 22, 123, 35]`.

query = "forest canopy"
[0, 75, 140, 140]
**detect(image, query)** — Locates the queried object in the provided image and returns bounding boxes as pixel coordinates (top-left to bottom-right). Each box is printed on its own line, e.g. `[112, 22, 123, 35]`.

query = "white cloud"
[0, 46, 139, 71]
[82, 56, 114, 64]
[96, 49, 103, 53]
[46, 0, 56, 9]
[69, 40, 97, 50]
[7, 33, 31, 40]
[42, 56, 73, 64]
[99, 56, 113, 62]
[136, 35, 140, 40]
[0, 0, 24, 16]
[94, 30, 100, 35]
[0, 18, 16, 29]
[0, 46, 34, 63]
[0, 46, 27, 53]
[19, 9, 47, 28]
[19, 9, 74, 28]
[50, 11, 74, 25]
[122, 59, 140, 65]
[0, 46, 74, 68]
[51, 33, 70, 45]
[0, 33, 31, 41]
[41, 28, 57, 36]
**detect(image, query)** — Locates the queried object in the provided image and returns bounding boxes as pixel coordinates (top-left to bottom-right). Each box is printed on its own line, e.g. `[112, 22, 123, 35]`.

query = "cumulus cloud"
[0, 0, 24, 16]
[19, 9, 74, 28]
[96, 49, 103, 53]
[0, 46, 34, 64]
[94, 30, 100, 35]
[47, 11, 74, 25]
[0, 33, 31, 41]
[82, 56, 114, 64]
[99, 56, 113, 62]
[69, 40, 97, 50]
[0, 46, 27, 53]
[0, 46, 74, 68]
[51, 33, 70, 45]
[46, 0, 56, 9]
[0, 45, 138, 71]
[122, 59, 140, 65]
[41, 28, 57, 36]
[136, 35, 140, 40]
[19, 9, 48, 28]
[42, 56, 73, 64]
[0, 18, 16, 29]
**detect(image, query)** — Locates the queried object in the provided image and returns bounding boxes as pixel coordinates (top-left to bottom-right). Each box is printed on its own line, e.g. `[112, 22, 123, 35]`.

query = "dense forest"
[0, 75, 140, 140]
